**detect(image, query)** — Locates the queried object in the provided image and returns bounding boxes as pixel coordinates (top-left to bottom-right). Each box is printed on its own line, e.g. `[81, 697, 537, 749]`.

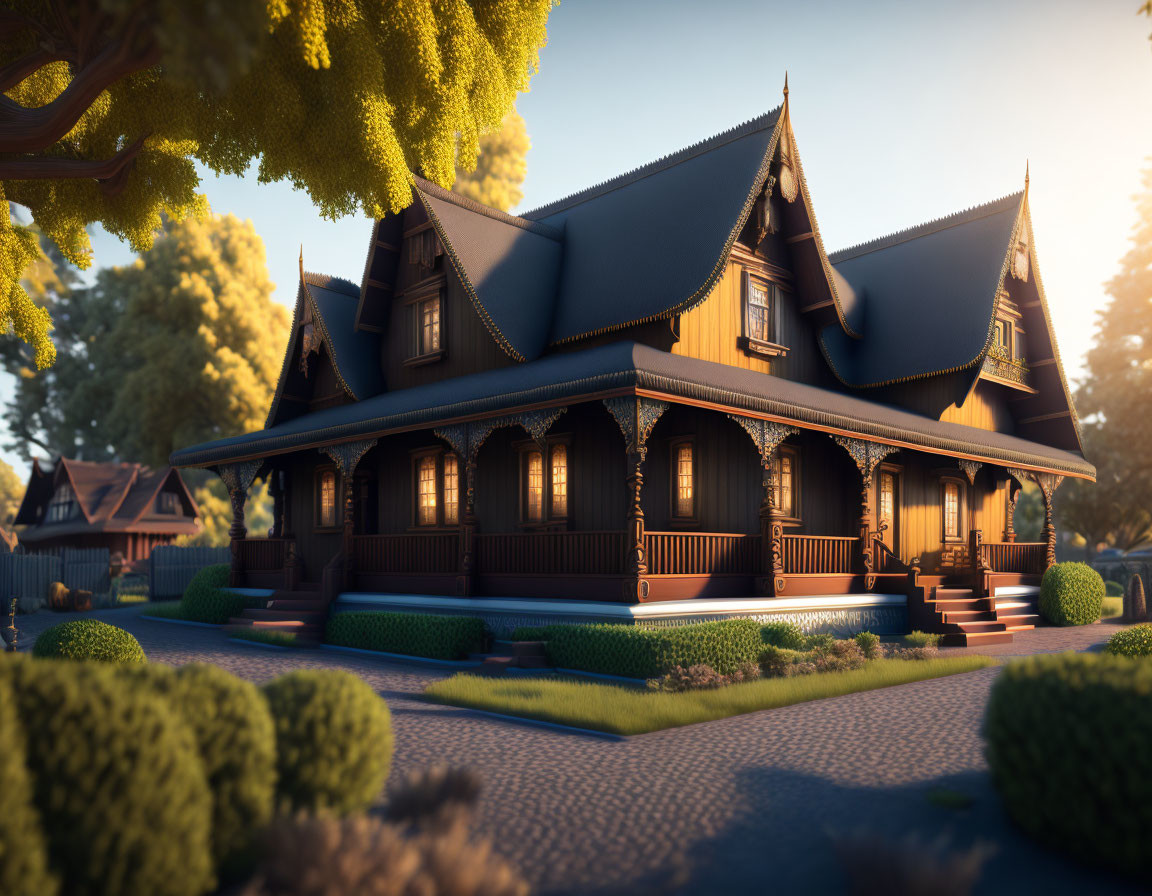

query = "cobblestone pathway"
[15, 609, 1139, 896]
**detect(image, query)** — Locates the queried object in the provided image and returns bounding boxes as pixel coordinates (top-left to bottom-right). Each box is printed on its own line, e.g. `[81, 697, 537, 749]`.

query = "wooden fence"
[148, 545, 230, 599]
[0, 547, 110, 610]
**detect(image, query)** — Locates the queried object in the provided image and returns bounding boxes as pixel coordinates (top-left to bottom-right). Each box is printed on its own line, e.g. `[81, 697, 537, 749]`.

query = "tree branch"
[0, 135, 148, 193]
[0, 47, 67, 94]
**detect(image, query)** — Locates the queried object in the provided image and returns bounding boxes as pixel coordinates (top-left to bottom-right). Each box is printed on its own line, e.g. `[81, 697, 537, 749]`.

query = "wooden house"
[172, 89, 1092, 644]
[13, 457, 200, 563]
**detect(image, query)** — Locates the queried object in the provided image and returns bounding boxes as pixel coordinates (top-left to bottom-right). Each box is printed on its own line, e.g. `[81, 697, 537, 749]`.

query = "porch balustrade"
[979, 540, 1047, 575]
[236, 537, 291, 571]
[643, 532, 759, 576]
[351, 533, 459, 575]
[475, 531, 626, 575]
[780, 534, 858, 575]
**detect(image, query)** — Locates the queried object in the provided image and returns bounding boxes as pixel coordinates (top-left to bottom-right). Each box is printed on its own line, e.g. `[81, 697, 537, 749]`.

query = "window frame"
[738, 270, 788, 359]
[771, 445, 802, 525]
[668, 436, 698, 527]
[515, 435, 571, 528]
[46, 484, 76, 523]
[156, 491, 182, 515]
[409, 447, 460, 530]
[314, 466, 341, 531]
[401, 277, 447, 367]
[939, 476, 966, 544]
[876, 462, 902, 553]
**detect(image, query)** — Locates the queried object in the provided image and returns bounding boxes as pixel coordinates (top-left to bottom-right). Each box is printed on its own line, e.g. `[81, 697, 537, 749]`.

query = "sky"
[4, 0, 1152, 478]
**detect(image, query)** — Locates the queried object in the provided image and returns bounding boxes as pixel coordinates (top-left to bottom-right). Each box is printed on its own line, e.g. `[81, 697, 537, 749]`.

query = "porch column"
[269, 469, 285, 538]
[1032, 472, 1064, 569]
[604, 397, 669, 602]
[728, 415, 798, 596]
[215, 459, 264, 588]
[320, 439, 378, 591]
[832, 436, 897, 591]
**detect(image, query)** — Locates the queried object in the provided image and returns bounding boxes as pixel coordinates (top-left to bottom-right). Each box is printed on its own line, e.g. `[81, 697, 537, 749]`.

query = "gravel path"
[14, 608, 1139, 896]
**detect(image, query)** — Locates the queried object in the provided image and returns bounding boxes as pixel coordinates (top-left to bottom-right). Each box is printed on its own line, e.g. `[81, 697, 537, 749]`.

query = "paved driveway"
[14, 608, 1139, 895]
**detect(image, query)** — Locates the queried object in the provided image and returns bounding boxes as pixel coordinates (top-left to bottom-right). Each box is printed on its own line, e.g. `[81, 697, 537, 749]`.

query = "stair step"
[941, 610, 995, 622]
[941, 629, 1015, 646]
[227, 618, 322, 634]
[241, 608, 325, 623]
[511, 641, 548, 658]
[266, 599, 323, 612]
[955, 620, 1007, 633]
[1006, 624, 1035, 632]
[997, 613, 1040, 626]
[934, 588, 975, 598]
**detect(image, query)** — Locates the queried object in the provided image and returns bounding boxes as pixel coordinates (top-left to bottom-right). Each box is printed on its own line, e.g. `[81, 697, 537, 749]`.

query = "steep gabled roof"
[821, 192, 1025, 388]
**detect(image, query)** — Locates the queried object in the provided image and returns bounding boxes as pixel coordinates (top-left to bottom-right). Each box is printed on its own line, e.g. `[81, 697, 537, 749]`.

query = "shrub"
[262, 670, 393, 814]
[181, 564, 251, 624]
[802, 632, 836, 650]
[231, 628, 302, 648]
[0, 655, 213, 896]
[1124, 574, 1147, 623]
[1039, 562, 1104, 626]
[509, 626, 551, 641]
[1104, 624, 1152, 659]
[533, 619, 765, 678]
[1105, 579, 1124, 597]
[647, 661, 761, 693]
[326, 612, 486, 660]
[812, 639, 867, 673]
[0, 673, 58, 896]
[120, 664, 276, 870]
[904, 630, 942, 648]
[761, 620, 805, 649]
[32, 619, 146, 664]
[984, 653, 1152, 874]
[892, 646, 940, 661]
[758, 645, 809, 678]
[854, 631, 881, 659]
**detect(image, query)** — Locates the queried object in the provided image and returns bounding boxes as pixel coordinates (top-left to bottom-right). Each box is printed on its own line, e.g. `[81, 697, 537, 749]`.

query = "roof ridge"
[829, 191, 1024, 263]
[302, 270, 360, 296]
[413, 177, 563, 240]
[521, 107, 783, 220]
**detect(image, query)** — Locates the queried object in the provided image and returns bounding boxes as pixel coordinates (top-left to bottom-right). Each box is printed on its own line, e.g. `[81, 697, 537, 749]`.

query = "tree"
[1, 0, 556, 368]
[452, 110, 530, 212]
[1059, 163, 1152, 554]
[0, 456, 22, 526]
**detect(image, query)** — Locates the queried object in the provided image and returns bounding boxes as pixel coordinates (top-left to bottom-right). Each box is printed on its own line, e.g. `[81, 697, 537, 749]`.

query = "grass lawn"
[1101, 596, 1123, 619]
[229, 628, 302, 647]
[140, 601, 186, 619]
[423, 656, 995, 735]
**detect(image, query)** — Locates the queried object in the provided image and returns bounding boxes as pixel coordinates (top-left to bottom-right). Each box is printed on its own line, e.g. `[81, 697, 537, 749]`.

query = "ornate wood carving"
[778, 127, 799, 203]
[216, 458, 263, 588]
[1032, 472, 1064, 568]
[1005, 476, 1022, 543]
[831, 436, 897, 590]
[603, 397, 669, 461]
[321, 439, 378, 583]
[958, 459, 982, 485]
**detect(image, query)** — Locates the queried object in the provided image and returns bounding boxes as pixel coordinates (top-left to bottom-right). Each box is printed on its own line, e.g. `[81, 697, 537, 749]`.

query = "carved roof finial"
[1024, 160, 1030, 192]
[298, 244, 305, 280]
[783, 71, 789, 100]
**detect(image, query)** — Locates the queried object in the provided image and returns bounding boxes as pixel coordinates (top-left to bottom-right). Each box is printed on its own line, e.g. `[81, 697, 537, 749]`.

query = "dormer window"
[739, 271, 787, 358]
[417, 295, 440, 355]
[156, 492, 181, 515]
[404, 280, 446, 366]
[46, 484, 76, 523]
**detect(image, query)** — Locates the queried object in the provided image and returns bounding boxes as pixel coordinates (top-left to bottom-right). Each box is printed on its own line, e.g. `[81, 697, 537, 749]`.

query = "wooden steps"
[473, 640, 550, 676]
[227, 588, 325, 644]
[919, 584, 1043, 646]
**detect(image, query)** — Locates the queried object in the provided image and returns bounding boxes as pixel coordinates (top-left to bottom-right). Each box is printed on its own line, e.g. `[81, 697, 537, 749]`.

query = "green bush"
[1104, 624, 1152, 659]
[119, 664, 276, 870]
[0, 672, 58, 896]
[262, 670, 393, 814]
[326, 611, 486, 660]
[1039, 562, 1104, 626]
[534, 619, 765, 678]
[180, 564, 250, 624]
[1105, 579, 1125, 597]
[761, 620, 805, 649]
[803, 632, 836, 650]
[984, 653, 1152, 874]
[854, 631, 881, 659]
[0, 655, 214, 896]
[32, 619, 146, 664]
[904, 630, 942, 648]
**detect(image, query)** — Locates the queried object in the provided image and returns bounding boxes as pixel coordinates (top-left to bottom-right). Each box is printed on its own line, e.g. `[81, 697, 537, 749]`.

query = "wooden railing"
[781, 535, 858, 575]
[236, 538, 290, 571]
[644, 532, 759, 576]
[872, 538, 906, 575]
[476, 531, 625, 575]
[979, 541, 1046, 575]
[351, 533, 459, 575]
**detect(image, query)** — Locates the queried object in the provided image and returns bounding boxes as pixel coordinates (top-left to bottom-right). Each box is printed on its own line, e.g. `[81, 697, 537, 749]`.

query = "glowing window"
[772, 451, 796, 518]
[417, 456, 437, 526]
[417, 297, 440, 356]
[550, 444, 568, 518]
[525, 450, 544, 522]
[943, 481, 961, 540]
[674, 442, 694, 519]
[319, 471, 337, 528]
[443, 454, 459, 526]
[747, 280, 773, 343]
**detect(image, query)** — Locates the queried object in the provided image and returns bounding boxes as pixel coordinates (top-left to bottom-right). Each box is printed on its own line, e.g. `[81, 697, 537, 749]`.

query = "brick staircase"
[920, 585, 1041, 646]
[226, 581, 325, 643]
[470, 640, 550, 675]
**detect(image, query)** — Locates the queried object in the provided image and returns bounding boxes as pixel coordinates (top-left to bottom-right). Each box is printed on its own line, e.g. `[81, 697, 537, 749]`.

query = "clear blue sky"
[5, 0, 1151, 477]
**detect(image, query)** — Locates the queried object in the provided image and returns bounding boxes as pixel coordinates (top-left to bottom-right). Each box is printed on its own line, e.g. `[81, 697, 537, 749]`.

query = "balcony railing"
[982, 353, 1030, 386]
[351, 533, 459, 575]
[979, 540, 1046, 575]
[644, 532, 759, 576]
[476, 531, 625, 575]
[781, 535, 858, 575]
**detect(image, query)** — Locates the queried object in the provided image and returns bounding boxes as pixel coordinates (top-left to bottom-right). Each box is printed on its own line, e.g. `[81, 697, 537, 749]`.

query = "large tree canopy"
[451, 110, 529, 212]
[0, 456, 22, 527]
[0, 0, 555, 367]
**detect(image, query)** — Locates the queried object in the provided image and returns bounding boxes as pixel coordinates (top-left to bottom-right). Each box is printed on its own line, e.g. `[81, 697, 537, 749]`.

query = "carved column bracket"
[321, 439, 378, 588]
[831, 436, 897, 591]
[603, 397, 669, 461]
[215, 458, 264, 588]
[958, 459, 982, 485]
[1032, 472, 1064, 569]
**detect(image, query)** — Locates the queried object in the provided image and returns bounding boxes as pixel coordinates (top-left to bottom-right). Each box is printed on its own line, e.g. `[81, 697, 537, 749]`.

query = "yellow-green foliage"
[1, 0, 556, 367]
[118, 663, 277, 869]
[263, 670, 393, 814]
[0, 457, 24, 526]
[0, 655, 214, 896]
[452, 110, 530, 211]
[1039, 562, 1104, 626]
[0, 672, 58, 896]
[31, 619, 147, 664]
[984, 653, 1152, 875]
[181, 563, 250, 624]
[1104, 623, 1152, 658]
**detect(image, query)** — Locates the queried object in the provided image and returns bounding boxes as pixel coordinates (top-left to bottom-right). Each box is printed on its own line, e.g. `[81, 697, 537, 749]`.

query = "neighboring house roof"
[821, 193, 1024, 388]
[14, 458, 200, 541]
[171, 341, 1093, 480]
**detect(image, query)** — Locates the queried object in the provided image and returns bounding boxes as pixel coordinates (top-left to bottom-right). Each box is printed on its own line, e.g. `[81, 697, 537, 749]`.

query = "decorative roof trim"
[302, 270, 359, 296]
[300, 269, 360, 401]
[103, 465, 139, 519]
[523, 110, 783, 219]
[263, 278, 304, 429]
[829, 192, 1024, 263]
[54, 458, 94, 524]
[414, 177, 563, 240]
[127, 467, 200, 524]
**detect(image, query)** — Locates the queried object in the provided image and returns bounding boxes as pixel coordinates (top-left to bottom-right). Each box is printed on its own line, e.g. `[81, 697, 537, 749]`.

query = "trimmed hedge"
[32, 619, 146, 664]
[325, 611, 486, 660]
[1104, 623, 1152, 658]
[984, 653, 1152, 874]
[0, 672, 58, 896]
[761, 620, 805, 649]
[262, 670, 393, 814]
[180, 564, 250, 624]
[1039, 562, 1104, 626]
[531, 619, 765, 678]
[119, 664, 276, 869]
[0, 656, 214, 896]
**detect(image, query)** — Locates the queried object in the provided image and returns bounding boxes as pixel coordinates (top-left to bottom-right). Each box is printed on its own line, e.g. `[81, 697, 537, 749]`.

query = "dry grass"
[424, 656, 995, 735]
